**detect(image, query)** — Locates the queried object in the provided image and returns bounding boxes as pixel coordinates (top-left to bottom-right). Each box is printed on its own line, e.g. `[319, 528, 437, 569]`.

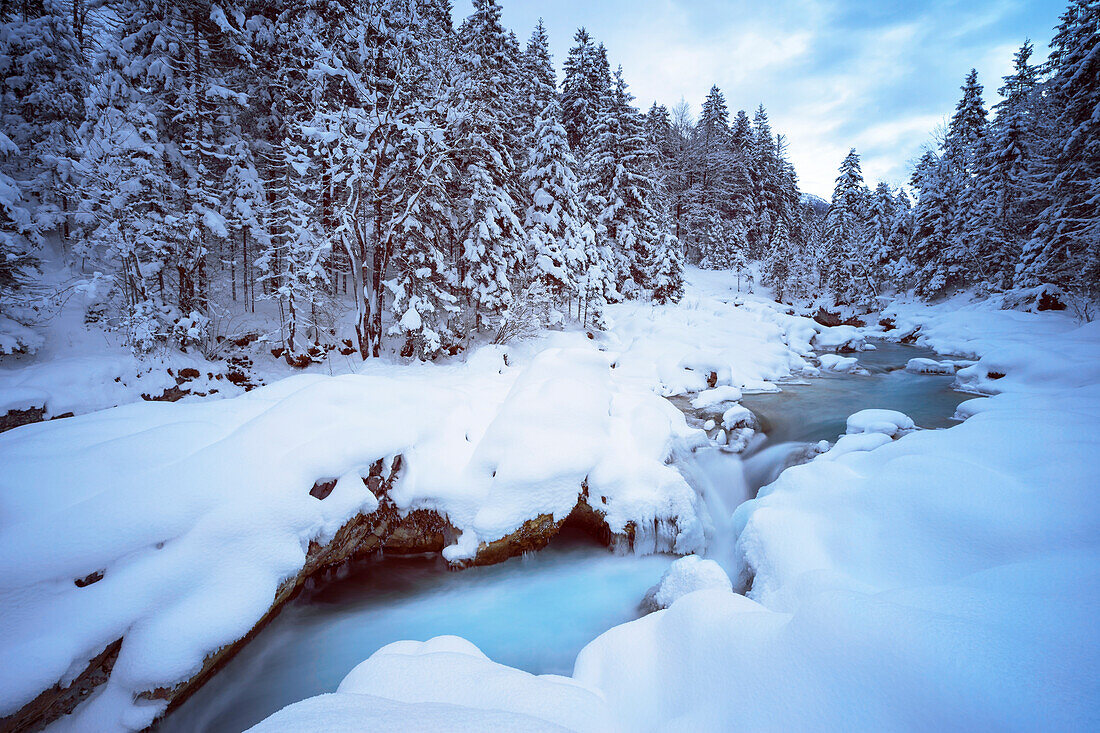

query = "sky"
[455, 0, 1067, 198]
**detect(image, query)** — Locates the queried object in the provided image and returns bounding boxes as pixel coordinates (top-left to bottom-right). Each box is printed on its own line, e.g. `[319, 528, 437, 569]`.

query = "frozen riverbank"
[1, 270, 864, 731]
[253, 296, 1100, 732]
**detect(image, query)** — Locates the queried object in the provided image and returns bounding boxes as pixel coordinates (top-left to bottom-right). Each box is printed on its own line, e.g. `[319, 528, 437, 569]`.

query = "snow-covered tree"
[649, 231, 684, 304]
[823, 149, 869, 302]
[455, 0, 526, 330]
[763, 218, 792, 302]
[1017, 0, 1100, 294]
[561, 28, 602, 151]
[582, 66, 664, 296]
[522, 97, 588, 313]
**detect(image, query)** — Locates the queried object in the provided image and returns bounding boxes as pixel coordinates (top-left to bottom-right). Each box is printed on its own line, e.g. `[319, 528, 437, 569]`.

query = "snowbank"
[0, 343, 707, 730]
[250, 637, 614, 733]
[255, 292, 1099, 732]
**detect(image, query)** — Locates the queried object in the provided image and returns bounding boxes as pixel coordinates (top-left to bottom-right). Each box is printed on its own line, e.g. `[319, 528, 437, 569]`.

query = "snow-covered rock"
[249, 636, 611, 733]
[845, 408, 916, 437]
[818, 353, 859, 372]
[690, 385, 743, 409]
[905, 357, 956, 375]
[640, 555, 732, 612]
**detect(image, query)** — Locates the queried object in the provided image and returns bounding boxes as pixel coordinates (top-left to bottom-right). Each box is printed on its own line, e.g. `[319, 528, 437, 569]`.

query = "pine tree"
[763, 218, 792, 302]
[456, 0, 526, 330]
[885, 189, 914, 286]
[863, 182, 896, 292]
[1017, 0, 1100, 294]
[519, 20, 557, 142]
[940, 68, 990, 292]
[982, 41, 1040, 287]
[582, 66, 664, 297]
[649, 231, 684, 304]
[561, 28, 602, 151]
[823, 149, 869, 303]
[522, 96, 588, 312]
[910, 150, 953, 296]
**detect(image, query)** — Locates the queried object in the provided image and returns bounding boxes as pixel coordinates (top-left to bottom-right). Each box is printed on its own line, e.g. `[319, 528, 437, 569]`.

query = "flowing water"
[157, 529, 673, 733]
[158, 339, 970, 733]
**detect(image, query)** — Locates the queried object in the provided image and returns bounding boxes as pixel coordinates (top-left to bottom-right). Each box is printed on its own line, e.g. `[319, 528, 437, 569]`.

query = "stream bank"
[157, 339, 967, 733]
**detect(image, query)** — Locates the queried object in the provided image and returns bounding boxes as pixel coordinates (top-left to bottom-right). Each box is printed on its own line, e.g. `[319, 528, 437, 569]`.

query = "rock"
[845, 409, 915, 437]
[0, 406, 45, 433]
[905, 358, 956, 376]
[143, 385, 189, 402]
[641, 555, 732, 613]
[813, 307, 842, 327]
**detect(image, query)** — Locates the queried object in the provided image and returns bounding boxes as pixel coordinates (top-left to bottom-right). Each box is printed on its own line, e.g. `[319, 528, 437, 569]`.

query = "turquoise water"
[157, 529, 672, 733]
[158, 339, 968, 733]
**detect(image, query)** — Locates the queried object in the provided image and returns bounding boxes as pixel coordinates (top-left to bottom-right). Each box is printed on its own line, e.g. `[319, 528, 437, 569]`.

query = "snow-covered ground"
[1, 268, 869, 731]
[247, 282, 1100, 731]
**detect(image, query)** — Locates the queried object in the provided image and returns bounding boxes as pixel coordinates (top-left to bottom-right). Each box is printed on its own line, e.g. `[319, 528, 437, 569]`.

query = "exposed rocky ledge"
[2, 459, 622, 732]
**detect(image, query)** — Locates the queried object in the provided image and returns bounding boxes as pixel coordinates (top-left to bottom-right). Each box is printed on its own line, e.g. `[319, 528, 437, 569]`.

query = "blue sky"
[456, 0, 1066, 197]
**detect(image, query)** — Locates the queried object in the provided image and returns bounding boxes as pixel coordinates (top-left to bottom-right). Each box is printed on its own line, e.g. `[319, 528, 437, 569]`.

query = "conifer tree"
[561, 28, 601, 151]
[1018, 0, 1100, 294]
[649, 231, 684, 304]
[456, 0, 526, 330]
[523, 96, 588, 312]
[823, 149, 869, 302]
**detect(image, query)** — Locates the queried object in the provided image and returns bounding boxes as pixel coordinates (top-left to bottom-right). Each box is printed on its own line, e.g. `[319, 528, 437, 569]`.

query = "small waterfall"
[673, 444, 751, 574]
[742, 441, 818, 498]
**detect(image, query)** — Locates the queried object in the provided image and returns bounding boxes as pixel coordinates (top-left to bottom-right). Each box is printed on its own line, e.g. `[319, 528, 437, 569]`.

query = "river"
[157, 339, 968, 733]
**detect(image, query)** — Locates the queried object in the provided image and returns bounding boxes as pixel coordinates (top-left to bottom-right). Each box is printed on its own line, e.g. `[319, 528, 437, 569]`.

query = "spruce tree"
[456, 0, 526, 330]
[823, 149, 869, 303]
[522, 96, 588, 312]
[561, 28, 601, 151]
[1018, 0, 1100, 294]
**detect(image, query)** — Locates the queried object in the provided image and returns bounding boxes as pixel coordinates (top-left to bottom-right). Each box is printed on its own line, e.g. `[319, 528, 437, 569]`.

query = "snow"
[0, 335, 718, 729]
[253, 287, 1099, 732]
[6, 267, 1098, 732]
[818, 353, 859, 372]
[640, 555, 732, 611]
[689, 385, 742, 409]
[248, 637, 611, 733]
[844, 408, 916, 436]
[905, 357, 956, 375]
[720, 404, 753, 430]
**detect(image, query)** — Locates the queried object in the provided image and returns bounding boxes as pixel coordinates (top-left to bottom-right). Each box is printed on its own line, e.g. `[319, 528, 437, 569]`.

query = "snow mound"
[720, 404, 754, 430]
[690, 385, 743, 409]
[0, 344, 704, 730]
[818, 354, 859, 372]
[905, 357, 956, 375]
[641, 555, 732, 612]
[250, 289, 1100, 733]
[247, 694, 573, 733]
[845, 408, 916, 437]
